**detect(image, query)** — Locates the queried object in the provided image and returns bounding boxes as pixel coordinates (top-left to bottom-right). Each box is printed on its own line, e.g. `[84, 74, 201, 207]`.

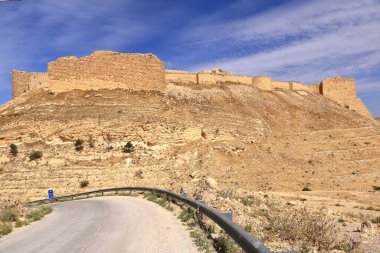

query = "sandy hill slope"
[0, 83, 379, 201]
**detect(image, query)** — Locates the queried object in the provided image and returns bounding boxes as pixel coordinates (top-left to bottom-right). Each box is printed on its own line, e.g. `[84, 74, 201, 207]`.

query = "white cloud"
[182, 0, 380, 89]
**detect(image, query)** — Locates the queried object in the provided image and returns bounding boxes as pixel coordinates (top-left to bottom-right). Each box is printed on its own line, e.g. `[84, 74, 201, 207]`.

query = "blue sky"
[0, 0, 379, 116]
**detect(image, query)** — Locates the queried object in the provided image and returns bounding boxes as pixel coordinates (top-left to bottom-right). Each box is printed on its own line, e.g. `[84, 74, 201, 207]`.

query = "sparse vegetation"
[302, 187, 312, 191]
[244, 224, 253, 233]
[15, 219, 29, 228]
[217, 188, 235, 199]
[0, 208, 17, 222]
[74, 139, 84, 151]
[371, 216, 380, 225]
[144, 191, 174, 212]
[0, 223, 12, 237]
[88, 134, 95, 148]
[265, 202, 353, 252]
[29, 150, 42, 160]
[27, 206, 53, 222]
[241, 196, 255, 207]
[80, 180, 89, 188]
[134, 169, 143, 179]
[213, 235, 241, 253]
[372, 186, 380, 191]
[105, 133, 112, 151]
[338, 218, 345, 223]
[0, 205, 53, 237]
[122, 141, 135, 153]
[9, 143, 18, 156]
[250, 209, 267, 218]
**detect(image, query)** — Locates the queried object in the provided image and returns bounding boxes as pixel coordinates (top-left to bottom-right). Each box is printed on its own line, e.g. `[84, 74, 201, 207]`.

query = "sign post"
[48, 189, 54, 199]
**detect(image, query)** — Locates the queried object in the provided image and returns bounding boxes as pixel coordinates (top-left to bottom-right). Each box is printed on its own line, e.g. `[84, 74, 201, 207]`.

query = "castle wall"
[165, 72, 198, 84]
[307, 84, 320, 93]
[252, 76, 273, 91]
[272, 81, 291, 90]
[320, 77, 372, 118]
[165, 71, 252, 86]
[12, 71, 49, 98]
[9, 51, 372, 119]
[222, 75, 252, 85]
[197, 73, 252, 85]
[291, 82, 306, 91]
[47, 51, 165, 92]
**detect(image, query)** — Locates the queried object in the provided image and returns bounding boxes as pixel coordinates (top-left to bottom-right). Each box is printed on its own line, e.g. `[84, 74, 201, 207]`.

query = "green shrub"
[213, 235, 240, 253]
[0, 208, 17, 222]
[27, 206, 53, 222]
[15, 219, 28, 228]
[179, 207, 196, 223]
[9, 144, 18, 156]
[241, 196, 254, 206]
[29, 151, 42, 160]
[80, 180, 89, 188]
[74, 139, 84, 151]
[0, 223, 12, 236]
[302, 187, 312, 191]
[122, 141, 135, 153]
[372, 186, 380, 191]
[244, 224, 253, 233]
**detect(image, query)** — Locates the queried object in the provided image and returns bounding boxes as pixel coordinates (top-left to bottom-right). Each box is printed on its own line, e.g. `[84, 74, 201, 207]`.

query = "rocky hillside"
[0, 83, 379, 201]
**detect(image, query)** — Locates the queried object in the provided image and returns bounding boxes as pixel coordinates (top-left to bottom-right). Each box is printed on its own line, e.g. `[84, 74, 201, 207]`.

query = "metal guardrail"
[28, 187, 280, 253]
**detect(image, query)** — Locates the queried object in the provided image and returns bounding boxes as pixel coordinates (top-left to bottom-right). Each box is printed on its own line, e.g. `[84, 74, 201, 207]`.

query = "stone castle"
[11, 50, 372, 118]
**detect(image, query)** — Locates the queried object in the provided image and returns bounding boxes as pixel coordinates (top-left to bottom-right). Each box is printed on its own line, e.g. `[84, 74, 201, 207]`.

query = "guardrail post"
[198, 201, 206, 221]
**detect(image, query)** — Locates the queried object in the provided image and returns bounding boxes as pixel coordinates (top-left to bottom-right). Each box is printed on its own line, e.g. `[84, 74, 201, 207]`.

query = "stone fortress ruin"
[11, 50, 372, 119]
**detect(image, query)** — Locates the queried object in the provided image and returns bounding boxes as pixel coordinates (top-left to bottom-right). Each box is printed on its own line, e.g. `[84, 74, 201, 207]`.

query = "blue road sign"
[48, 190, 54, 199]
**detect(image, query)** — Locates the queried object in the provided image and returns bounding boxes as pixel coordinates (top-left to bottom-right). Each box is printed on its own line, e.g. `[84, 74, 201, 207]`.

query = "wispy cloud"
[181, 0, 380, 88]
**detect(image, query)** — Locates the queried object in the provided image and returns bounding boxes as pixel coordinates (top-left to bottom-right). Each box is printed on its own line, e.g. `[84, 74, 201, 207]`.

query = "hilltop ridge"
[0, 82, 378, 201]
[0, 51, 378, 201]
[11, 51, 372, 119]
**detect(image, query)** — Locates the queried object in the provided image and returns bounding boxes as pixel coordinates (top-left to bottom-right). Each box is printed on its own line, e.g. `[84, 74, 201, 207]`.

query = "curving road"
[0, 196, 200, 253]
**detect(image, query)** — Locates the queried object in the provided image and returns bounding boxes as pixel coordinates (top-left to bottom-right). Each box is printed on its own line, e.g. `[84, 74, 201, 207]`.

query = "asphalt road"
[0, 196, 199, 253]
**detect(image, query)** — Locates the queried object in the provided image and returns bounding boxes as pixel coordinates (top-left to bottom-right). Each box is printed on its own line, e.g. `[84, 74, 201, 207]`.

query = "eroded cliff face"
[0, 83, 379, 201]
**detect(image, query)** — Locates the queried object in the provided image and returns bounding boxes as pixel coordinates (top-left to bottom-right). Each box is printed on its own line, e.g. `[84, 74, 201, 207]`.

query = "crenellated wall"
[12, 51, 165, 98]
[11, 51, 372, 119]
[47, 51, 165, 92]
